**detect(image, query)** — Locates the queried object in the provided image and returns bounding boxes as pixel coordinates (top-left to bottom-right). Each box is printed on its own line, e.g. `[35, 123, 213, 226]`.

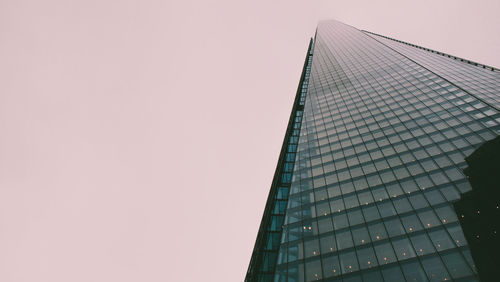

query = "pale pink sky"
[0, 0, 499, 281]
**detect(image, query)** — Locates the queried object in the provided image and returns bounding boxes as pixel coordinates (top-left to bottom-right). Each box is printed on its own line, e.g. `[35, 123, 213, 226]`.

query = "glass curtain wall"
[272, 20, 500, 282]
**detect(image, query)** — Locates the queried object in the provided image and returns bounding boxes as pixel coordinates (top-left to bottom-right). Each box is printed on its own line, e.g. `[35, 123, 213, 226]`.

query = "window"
[428, 227, 454, 251]
[442, 252, 473, 279]
[317, 217, 333, 234]
[393, 197, 413, 213]
[305, 259, 322, 281]
[362, 205, 381, 222]
[333, 212, 349, 230]
[336, 229, 354, 250]
[393, 236, 416, 260]
[340, 251, 359, 274]
[401, 260, 428, 281]
[401, 213, 423, 233]
[356, 246, 378, 269]
[368, 222, 388, 241]
[381, 264, 405, 281]
[330, 198, 345, 213]
[344, 194, 359, 209]
[410, 233, 435, 256]
[424, 189, 445, 205]
[304, 238, 320, 257]
[384, 217, 405, 236]
[421, 255, 451, 281]
[316, 202, 331, 217]
[377, 201, 396, 217]
[347, 209, 365, 225]
[374, 242, 397, 264]
[357, 190, 374, 205]
[417, 209, 441, 229]
[321, 255, 341, 278]
[408, 193, 429, 209]
[362, 269, 384, 282]
[351, 225, 371, 246]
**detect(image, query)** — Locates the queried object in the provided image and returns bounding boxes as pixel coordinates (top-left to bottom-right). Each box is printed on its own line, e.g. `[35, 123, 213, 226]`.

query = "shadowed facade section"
[454, 136, 500, 281]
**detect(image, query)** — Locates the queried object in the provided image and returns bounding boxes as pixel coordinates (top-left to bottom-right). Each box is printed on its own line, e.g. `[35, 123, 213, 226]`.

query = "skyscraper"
[246, 20, 500, 282]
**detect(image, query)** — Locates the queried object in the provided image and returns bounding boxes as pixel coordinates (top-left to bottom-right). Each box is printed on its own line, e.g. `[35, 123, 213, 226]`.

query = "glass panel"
[287, 263, 305, 282]
[368, 222, 388, 241]
[332, 212, 349, 230]
[330, 198, 345, 213]
[304, 238, 320, 258]
[343, 274, 362, 282]
[357, 190, 374, 205]
[434, 205, 458, 224]
[384, 217, 405, 237]
[421, 255, 451, 282]
[446, 224, 467, 247]
[362, 269, 384, 282]
[316, 202, 331, 217]
[336, 229, 354, 250]
[417, 209, 441, 229]
[351, 225, 371, 246]
[305, 259, 322, 281]
[377, 201, 397, 217]
[428, 227, 455, 251]
[392, 237, 416, 260]
[401, 259, 428, 282]
[424, 189, 445, 205]
[393, 197, 413, 213]
[362, 205, 381, 222]
[461, 249, 477, 273]
[408, 193, 429, 209]
[317, 217, 333, 234]
[339, 250, 359, 274]
[320, 234, 336, 254]
[321, 255, 341, 278]
[381, 264, 405, 281]
[347, 209, 364, 225]
[441, 251, 473, 279]
[401, 213, 423, 233]
[356, 246, 378, 269]
[410, 233, 435, 256]
[274, 266, 287, 282]
[372, 186, 389, 201]
[344, 194, 359, 209]
[374, 242, 397, 265]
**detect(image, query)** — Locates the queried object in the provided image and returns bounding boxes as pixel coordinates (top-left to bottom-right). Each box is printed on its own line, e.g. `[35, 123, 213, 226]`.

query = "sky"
[0, 0, 499, 281]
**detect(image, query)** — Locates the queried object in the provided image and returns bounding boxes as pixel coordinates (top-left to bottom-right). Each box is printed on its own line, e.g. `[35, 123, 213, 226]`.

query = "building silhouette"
[246, 20, 500, 282]
[453, 136, 500, 280]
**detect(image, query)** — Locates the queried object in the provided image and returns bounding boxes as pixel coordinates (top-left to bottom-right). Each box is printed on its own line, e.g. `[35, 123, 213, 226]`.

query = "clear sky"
[0, 0, 499, 281]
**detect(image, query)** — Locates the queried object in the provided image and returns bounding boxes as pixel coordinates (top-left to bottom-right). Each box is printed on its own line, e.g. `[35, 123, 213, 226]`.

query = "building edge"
[245, 38, 314, 282]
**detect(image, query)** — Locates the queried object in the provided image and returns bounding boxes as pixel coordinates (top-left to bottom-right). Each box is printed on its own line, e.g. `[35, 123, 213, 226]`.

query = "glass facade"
[246, 39, 314, 282]
[247, 20, 500, 282]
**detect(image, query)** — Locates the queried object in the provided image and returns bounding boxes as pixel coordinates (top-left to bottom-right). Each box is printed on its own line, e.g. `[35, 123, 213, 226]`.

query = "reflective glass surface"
[274, 20, 499, 282]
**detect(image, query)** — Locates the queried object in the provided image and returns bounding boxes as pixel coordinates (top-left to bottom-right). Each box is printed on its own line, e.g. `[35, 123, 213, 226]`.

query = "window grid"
[274, 20, 499, 282]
